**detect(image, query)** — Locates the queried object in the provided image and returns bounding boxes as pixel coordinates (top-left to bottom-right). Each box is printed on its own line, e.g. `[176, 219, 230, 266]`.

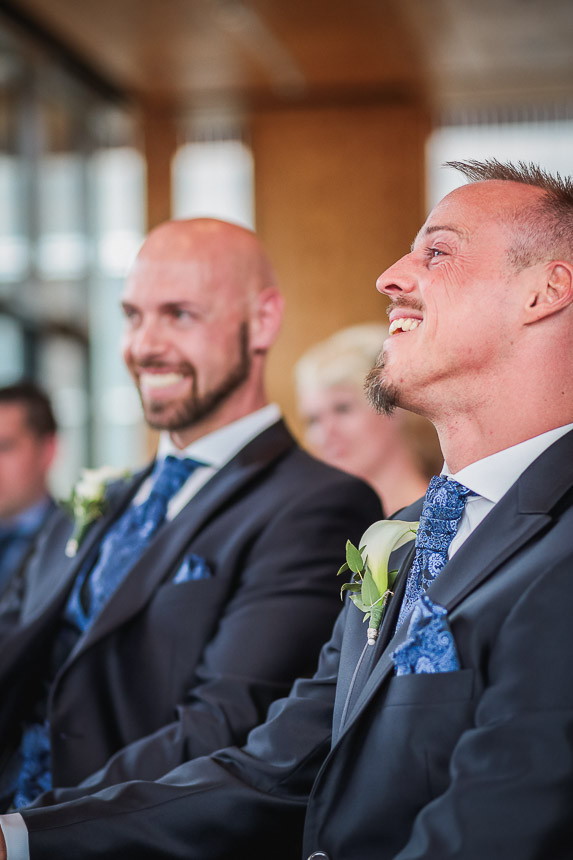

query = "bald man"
[0, 219, 380, 814]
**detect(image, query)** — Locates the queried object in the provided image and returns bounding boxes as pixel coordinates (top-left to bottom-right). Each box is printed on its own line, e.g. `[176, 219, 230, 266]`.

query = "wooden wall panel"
[251, 102, 430, 437]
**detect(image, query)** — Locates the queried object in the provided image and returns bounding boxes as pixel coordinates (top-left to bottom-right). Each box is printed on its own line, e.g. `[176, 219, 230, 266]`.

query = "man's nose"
[128, 319, 167, 360]
[376, 253, 417, 297]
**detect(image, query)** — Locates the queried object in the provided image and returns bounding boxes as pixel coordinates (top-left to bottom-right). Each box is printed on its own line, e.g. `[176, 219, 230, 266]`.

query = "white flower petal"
[359, 519, 418, 593]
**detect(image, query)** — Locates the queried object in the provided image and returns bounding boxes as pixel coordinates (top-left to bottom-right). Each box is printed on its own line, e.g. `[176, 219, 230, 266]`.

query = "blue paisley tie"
[11, 454, 204, 810]
[395, 475, 474, 631]
[68, 454, 205, 630]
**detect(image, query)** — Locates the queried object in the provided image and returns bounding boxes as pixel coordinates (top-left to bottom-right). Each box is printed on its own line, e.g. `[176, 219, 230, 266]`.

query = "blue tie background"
[396, 475, 474, 631]
[12, 454, 204, 809]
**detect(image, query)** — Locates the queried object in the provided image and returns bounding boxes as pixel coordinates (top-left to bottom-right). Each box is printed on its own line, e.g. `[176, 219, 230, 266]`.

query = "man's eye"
[429, 247, 444, 258]
[122, 309, 140, 326]
[171, 308, 193, 322]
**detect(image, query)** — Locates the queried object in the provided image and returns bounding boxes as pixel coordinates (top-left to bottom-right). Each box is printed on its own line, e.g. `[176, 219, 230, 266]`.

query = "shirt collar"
[444, 423, 573, 503]
[157, 403, 282, 469]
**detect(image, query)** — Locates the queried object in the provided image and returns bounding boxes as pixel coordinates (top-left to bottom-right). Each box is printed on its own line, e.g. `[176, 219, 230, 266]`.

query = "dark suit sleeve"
[41, 471, 380, 796]
[395, 551, 573, 859]
[23, 607, 347, 859]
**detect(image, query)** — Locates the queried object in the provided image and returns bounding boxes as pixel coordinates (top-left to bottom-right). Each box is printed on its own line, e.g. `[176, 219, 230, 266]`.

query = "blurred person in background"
[0, 382, 58, 601]
[295, 323, 442, 514]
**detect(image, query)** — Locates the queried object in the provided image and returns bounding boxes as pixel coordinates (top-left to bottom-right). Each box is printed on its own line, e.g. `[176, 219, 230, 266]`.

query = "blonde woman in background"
[295, 323, 443, 515]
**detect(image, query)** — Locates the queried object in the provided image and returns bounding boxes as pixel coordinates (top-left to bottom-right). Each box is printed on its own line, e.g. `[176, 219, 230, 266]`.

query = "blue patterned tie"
[11, 455, 204, 810]
[73, 454, 205, 628]
[395, 475, 474, 631]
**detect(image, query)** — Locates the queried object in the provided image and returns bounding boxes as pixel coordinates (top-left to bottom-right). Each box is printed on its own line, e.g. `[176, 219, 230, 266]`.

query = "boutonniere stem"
[338, 520, 418, 644]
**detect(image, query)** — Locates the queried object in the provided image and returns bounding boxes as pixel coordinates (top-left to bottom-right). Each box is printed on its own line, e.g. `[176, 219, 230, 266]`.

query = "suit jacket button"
[308, 853, 329, 860]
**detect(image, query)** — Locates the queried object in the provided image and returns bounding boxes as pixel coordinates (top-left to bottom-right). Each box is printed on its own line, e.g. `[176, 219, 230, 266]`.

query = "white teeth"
[140, 372, 184, 389]
[389, 317, 422, 335]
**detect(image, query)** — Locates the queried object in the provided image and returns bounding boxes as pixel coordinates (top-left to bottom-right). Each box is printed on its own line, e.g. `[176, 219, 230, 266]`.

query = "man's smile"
[139, 371, 187, 390]
[388, 317, 422, 335]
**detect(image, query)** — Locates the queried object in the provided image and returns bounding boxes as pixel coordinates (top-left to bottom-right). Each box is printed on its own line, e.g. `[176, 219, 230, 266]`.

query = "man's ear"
[524, 262, 573, 324]
[249, 287, 285, 352]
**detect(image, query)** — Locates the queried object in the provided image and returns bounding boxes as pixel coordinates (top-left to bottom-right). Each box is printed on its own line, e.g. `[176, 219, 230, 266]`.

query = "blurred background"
[0, 0, 571, 494]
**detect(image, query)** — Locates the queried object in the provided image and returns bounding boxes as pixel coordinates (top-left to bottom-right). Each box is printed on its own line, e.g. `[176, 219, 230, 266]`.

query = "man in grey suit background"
[0, 217, 380, 823]
[4, 159, 573, 860]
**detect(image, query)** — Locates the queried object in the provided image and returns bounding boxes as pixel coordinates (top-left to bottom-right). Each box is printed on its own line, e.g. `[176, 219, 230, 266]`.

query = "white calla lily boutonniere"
[64, 466, 131, 558]
[339, 519, 418, 644]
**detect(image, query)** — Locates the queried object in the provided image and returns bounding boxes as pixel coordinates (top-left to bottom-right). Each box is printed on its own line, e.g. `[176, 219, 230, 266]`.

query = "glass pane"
[37, 151, 88, 280]
[172, 139, 255, 228]
[427, 119, 573, 210]
[0, 154, 29, 282]
[92, 146, 145, 278]
[0, 314, 24, 382]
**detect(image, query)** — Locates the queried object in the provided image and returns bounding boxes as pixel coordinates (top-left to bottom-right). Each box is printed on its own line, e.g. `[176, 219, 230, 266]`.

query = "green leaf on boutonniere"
[339, 520, 418, 645]
[345, 540, 364, 574]
[340, 581, 361, 596]
[361, 567, 379, 607]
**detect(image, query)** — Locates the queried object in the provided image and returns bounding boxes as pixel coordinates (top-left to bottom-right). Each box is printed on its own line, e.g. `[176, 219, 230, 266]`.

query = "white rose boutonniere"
[339, 519, 418, 645]
[64, 466, 131, 558]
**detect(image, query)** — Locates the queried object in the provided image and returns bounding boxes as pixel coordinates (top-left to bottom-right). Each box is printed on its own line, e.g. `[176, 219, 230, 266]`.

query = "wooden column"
[141, 99, 178, 231]
[251, 101, 430, 437]
[140, 99, 179, 456]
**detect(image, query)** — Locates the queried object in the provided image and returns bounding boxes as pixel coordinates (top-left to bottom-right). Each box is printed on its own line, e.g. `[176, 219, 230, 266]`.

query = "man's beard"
[141, 322, 252, 431]
[365, 352, 400, 416]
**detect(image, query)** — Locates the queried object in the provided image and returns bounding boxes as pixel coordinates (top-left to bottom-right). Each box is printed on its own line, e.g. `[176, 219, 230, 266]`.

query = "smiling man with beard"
[0, 217, 380, 843]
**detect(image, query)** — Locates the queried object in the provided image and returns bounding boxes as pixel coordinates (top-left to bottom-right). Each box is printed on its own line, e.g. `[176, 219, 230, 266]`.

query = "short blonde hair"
[295, 324, 388, 395]
[295, 323, 443, 480]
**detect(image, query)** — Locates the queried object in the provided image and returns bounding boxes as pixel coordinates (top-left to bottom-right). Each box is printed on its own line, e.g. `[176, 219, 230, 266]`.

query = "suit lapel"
[336, 429, 573, 741]
[332, 533, 417, 741]
[69, 421, 295, 659]
[24, 471, 152, 625]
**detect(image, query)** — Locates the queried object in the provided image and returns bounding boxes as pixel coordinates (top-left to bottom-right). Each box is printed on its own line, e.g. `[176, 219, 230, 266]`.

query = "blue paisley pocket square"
[172, 554, 212, 584]
[391, 594, 460, 676]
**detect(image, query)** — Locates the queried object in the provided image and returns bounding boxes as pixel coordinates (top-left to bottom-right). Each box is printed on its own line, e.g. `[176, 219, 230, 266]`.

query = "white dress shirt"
[0, 403, 282, 860]
[3, 419, 572, 859]
[446, 422, 573, 558]
[134, 402, 281, 518]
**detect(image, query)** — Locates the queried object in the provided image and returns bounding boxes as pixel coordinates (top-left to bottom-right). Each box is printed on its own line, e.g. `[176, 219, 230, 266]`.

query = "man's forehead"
[412, 222, 466, 250]
[130, 257, 213, 280]
[125, 256, 242, 296]
[412, 181, 523, 247]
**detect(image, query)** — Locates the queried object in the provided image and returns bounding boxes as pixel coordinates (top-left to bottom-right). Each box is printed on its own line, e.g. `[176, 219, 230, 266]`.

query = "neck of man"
[0, 489, 49, 523]
[421, 353, 573, 473]
[368, 440, 429, 516]
[434, 403, 573, 475]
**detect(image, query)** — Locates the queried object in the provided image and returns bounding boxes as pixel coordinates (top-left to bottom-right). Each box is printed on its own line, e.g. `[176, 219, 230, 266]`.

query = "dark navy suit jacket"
[0, 420, 380, 798]
[23, 430, 573, 860]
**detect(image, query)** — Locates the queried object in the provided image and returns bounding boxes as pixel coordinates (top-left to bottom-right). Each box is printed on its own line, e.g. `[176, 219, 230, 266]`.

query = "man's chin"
[141, 403, 179, 431]
[365, 368, 399, 417]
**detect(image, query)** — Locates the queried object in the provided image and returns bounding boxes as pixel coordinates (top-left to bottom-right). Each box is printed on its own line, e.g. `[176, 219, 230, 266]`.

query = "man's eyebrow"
[410, 224, 465, 251]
